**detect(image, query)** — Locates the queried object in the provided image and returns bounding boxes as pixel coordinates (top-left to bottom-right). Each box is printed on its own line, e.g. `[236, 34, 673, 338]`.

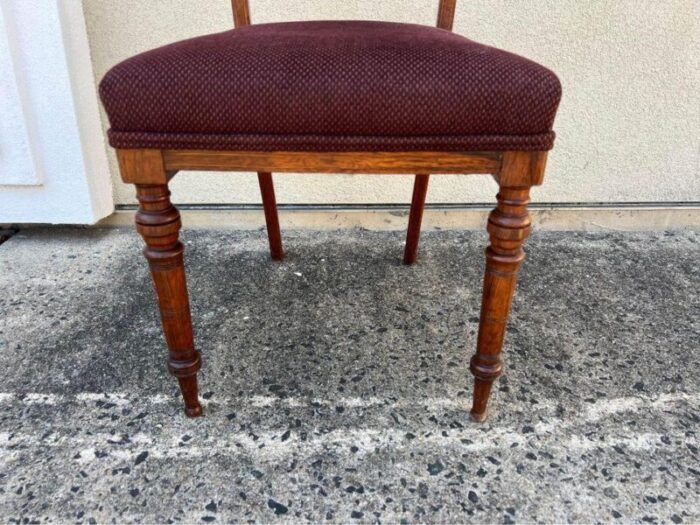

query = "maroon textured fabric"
[100, 21, 561, 152]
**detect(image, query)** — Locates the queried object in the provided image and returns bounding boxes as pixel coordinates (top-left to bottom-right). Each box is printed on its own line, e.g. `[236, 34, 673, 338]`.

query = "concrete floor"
[0, 227, 698, 524]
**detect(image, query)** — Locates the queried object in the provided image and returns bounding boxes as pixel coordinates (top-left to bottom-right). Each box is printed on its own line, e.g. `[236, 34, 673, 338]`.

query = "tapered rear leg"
[404, 174, 430, 265]
[257, 172, 284, 261]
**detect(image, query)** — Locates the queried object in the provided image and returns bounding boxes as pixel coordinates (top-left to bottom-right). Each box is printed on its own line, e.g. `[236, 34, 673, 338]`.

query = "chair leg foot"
[404, 174, 430, 265]
[470, 412, 488, 423]
[469, 185, 532, 421]
[258, 172, 284, 261]
[179, 376, 203, 417]
[469, 377, 494, 422]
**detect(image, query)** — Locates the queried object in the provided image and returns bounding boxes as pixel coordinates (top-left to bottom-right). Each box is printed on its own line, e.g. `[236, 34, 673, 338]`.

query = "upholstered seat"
[100, 20, 561, 152]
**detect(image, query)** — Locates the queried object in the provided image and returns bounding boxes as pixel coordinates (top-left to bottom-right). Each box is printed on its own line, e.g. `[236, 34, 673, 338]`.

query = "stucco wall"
[82, 0, 700, 206]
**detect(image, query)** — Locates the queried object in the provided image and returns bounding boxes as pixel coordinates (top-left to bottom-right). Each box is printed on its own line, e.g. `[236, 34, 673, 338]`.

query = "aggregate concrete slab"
[0, 227, 698, 524]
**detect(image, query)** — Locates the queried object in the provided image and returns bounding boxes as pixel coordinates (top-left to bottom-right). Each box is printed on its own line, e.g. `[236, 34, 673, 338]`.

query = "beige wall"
[83, 0, 700, 206]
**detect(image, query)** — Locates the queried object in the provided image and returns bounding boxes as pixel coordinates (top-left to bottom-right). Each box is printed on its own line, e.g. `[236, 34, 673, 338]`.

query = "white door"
[0, 0, 112, 224]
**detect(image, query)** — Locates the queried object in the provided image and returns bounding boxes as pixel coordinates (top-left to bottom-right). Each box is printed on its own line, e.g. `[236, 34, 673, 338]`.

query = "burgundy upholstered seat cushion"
[100, 21, 561, 152]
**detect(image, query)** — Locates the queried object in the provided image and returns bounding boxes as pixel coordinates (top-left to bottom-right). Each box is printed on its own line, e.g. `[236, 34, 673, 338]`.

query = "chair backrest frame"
[230, 0, 457, 31]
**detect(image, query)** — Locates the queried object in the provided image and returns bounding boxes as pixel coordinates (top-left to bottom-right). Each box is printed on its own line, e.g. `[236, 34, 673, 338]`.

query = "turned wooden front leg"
[470, 185, 532, 422]
[135, 184, 203, 417]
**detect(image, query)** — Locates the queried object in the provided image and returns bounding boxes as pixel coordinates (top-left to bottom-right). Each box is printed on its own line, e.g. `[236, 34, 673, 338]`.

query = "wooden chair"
[102, 0, 561, 421]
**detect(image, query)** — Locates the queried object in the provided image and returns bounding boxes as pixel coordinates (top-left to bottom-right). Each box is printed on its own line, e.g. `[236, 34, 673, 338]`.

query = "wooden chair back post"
[231, 0, 251, 27]
[436, 0, 457, 30]
[231, 0, 457, 30]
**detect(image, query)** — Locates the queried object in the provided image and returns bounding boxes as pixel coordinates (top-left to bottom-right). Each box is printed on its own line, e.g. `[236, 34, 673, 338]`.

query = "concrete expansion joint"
[99, 203, 700, 232]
